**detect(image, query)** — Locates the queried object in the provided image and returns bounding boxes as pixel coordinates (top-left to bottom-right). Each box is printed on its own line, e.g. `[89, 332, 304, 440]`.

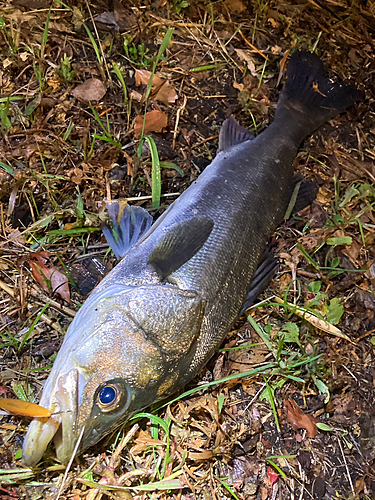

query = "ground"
[0, 0, 374, 499]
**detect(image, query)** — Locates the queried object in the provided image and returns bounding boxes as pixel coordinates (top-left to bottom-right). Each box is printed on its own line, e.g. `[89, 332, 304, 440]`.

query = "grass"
[0, 1, 373, 498]
[143, 137, 161, 208]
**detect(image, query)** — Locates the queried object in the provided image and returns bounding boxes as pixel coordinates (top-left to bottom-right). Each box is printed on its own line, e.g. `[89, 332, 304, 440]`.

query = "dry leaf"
[274, 296, 352, 342]
[135, 69, 178, 104]
[134, 110, 168, 137]
[223, 0, 246, 13]
[188, 450, 214, 460]
[284, 399, 318, 438]
[130, 90, 143, 102]
[30, 251, 71, 303]
[234, 49, 257, 76]
[72, 6, 85, 30]
[233, 81, 245, 92]
[13, 0, 50, 8]
[135, 69, 163, 88]
[276, 50, 290, 86]
[154, 81, 178, 104]
[73, 78, 106, 102]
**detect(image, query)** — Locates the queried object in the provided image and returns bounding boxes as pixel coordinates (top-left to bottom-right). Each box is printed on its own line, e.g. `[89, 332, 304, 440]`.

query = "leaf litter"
[0, 0, 374, 499]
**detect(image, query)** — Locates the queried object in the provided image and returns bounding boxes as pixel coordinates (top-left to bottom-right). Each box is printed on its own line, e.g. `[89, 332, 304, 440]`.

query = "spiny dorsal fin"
[148, 216, 214, 280]
[102, 202, 153, 259]
[218, 116, 254, 153]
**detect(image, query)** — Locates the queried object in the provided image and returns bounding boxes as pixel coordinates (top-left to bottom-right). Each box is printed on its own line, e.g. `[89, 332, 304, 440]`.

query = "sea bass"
[22, 52, 361, 466]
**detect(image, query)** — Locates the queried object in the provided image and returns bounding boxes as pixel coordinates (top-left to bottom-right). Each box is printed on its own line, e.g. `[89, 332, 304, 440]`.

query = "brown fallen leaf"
[134, 110, 168, 137]
[30, 251, 71, 303]
[72, 78, 106, 102]
[234, 49, 257, 76]
[224, 0, 246, 13]
[284, 399, 318, 438]
[134, 69, 178, 104]
[13, 0, 50, 8]
[154, 82, 178, 104]
[135, 69, 163, 88]
[130, 90, 143, 102]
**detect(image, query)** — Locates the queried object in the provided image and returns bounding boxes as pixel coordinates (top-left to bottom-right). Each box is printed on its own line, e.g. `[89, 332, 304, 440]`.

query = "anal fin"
[240, 249, 278, 316]
[284, 174, 317, 220]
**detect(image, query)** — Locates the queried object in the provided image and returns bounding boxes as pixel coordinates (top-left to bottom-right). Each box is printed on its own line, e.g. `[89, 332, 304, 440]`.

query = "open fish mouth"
[22, 368, 85, 467]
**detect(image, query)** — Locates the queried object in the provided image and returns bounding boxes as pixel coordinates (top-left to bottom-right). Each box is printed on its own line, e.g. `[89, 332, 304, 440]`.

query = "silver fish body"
[22, 52, 362, 466]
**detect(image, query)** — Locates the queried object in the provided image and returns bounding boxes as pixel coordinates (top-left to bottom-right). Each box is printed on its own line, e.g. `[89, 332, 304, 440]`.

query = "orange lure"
[0, 398, 51, 418]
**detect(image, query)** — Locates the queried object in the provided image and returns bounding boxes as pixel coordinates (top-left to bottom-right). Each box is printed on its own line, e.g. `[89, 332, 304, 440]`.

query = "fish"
[22, 51, 362, 466]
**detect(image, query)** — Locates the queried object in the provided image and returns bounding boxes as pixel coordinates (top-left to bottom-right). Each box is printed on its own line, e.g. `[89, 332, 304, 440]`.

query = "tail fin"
[276, 51, 363, 133]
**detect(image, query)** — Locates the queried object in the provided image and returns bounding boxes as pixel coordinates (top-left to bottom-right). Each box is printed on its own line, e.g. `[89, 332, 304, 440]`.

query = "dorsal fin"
[218, 116, 254, 153]
[102, 202, 153, 259]
[148, 216, 214, 280]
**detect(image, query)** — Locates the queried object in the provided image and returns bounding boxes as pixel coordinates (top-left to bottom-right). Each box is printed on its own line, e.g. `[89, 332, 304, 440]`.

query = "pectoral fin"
[102, 202, 153, 259]
[148, 216, 214, 280]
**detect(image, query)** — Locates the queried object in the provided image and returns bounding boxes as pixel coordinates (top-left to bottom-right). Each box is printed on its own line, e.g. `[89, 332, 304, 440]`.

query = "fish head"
[23, 283, 205, 466]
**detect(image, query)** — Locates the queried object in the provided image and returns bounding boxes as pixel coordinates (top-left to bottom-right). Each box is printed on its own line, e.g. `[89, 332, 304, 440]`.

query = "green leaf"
[331, 257, 340, 268]
[218, 393, 225, 414]
[12, 384, 28, 401]
[326, 236, 352, 246]
[0, 161, 14, 176]
[160, 161, 185, 177]
[82, 471, 94, 481]
[307, 281, 321, 294]
[326, 297, 344, 325]
[14, 450, 22, 460]
[316, 422, 333, 432]
[282, 322, 300, 346]
[312, 375, 330, 403]
[297, 243, 320, 269]
[130, 412, 170, 437]
[339, 185, 359, 208]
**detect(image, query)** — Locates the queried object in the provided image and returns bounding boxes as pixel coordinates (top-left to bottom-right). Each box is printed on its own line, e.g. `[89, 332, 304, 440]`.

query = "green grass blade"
[19, 301, 51, 350]
[144, 137, 161, 208]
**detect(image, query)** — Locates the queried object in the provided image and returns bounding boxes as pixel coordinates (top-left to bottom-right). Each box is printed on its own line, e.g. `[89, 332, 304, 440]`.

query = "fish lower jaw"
[22, 414, 62, 467]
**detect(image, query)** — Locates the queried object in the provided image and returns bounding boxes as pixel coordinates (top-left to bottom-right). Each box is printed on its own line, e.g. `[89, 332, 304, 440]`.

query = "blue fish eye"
[99, 386, 116, 405]
[97, 383, 124, 412]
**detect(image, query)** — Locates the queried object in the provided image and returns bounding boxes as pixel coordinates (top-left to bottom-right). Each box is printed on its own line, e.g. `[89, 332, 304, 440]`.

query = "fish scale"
[22, 51, 363, 466]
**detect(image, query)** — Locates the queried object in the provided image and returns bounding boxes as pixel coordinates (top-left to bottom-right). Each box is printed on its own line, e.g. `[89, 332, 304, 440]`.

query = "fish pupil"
[99, 386, 116, 405]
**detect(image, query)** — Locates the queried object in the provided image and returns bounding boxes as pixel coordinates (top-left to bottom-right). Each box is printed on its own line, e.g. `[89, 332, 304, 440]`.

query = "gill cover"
[71, 283, 206, 451]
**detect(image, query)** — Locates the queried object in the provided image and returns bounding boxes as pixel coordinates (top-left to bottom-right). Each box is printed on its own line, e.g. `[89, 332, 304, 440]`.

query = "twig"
[55, 426, 86, 500]
[30, 285, 76, 318]
[173, 95, 187, 150]
[0, 280, 63, 333]
[239, 31, 269, 60]
[337, 437, 354, 495]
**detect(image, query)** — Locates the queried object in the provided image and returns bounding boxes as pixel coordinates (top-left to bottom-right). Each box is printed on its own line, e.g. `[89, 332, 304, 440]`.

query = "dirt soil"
[0, 1, 375, 499]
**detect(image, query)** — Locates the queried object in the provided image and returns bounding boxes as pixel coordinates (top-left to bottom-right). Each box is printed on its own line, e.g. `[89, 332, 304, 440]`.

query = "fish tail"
[276, 51, 363, 134]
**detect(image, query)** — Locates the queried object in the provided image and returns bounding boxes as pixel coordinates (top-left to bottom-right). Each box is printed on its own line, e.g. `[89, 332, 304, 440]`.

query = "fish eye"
[97, 383, 122, 412]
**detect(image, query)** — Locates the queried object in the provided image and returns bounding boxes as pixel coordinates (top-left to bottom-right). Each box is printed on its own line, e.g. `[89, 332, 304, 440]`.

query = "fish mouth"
[22, 367, 87, 467]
